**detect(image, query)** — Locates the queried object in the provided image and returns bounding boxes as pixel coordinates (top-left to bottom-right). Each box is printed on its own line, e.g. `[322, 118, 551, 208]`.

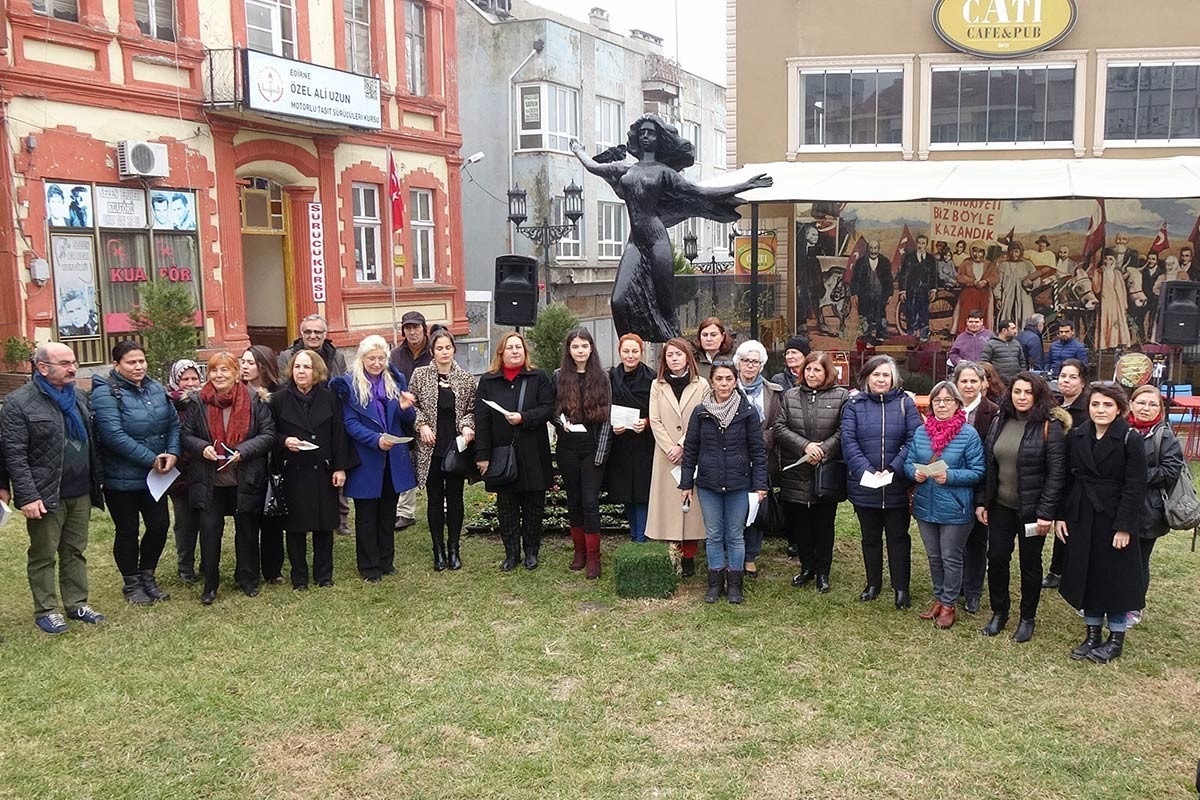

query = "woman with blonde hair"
[473, 331, 554, 571]
[330, 335, 417, 583]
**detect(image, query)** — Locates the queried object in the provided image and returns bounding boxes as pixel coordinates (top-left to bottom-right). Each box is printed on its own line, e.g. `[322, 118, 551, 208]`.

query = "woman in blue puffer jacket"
[841, 355, 922, 609]
[904, 380, 985, 630]
[91, 340, 181, 605]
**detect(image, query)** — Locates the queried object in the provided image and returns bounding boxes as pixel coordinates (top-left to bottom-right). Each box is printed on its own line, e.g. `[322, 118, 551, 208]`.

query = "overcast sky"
[536, 0, 727, 85]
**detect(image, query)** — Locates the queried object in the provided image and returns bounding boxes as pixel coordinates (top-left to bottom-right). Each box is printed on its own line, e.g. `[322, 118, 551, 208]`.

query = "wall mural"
[795, 198, 1200, 353]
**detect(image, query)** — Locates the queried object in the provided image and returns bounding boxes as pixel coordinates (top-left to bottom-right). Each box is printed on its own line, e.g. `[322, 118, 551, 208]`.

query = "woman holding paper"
[975, 372, 1068, 642]
[271, 350, 355, 590]
[180, 352, 276, 604]
[411, 329, 476, 571]
[733, 339, 783, 578]
[474, 332, 554, 572]
[678, 361, 769, 604]
[774, 351, 849, 594]
[330, 335, 418, 583]
[904, 381, 986, 629]
[841, 355, 922, 609]
[605, 333, 656, 543]
[91, 340, 181, 605]
[553, 329, 613, 578]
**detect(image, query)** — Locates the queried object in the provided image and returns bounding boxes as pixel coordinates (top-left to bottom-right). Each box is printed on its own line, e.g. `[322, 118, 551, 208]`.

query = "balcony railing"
[202, 47, 242, 107]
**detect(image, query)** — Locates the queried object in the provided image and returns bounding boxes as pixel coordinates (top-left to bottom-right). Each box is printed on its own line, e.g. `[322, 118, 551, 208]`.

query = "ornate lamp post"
[507, 179, 583, 305]
[683, 227, 735, 313]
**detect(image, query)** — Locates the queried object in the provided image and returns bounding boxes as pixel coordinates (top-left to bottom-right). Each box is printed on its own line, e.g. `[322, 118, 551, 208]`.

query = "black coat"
[773, 384, 849, 504]
[976, 410, 1068, 522]
[473, 368, 554, 493]
[270, 384, 358, 532]
[967, 397, 999, 442]
[604, 363, 655, 505]
[1135, 422, 1185, 539]
[180, 391, 276, 513]
[679, 395, 769, 493]
[1058, 418, 1148, 613]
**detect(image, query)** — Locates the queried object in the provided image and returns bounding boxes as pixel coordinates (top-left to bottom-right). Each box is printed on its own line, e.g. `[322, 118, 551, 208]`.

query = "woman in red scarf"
[903, 381, 986, 629]
[1126, 385, 1185, 626]
[181, 352, 276, 604]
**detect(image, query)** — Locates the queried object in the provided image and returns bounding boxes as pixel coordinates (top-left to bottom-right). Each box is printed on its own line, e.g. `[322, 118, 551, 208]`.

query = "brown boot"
[584, 533, 601, 579]
[919, 602, 943, 620]
[935, 603, 956, 629]
[569, 527, 586, 571]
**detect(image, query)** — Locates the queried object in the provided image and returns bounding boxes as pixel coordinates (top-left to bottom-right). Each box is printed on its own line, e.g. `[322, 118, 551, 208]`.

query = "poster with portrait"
[51, 235, 100, 338]
[45, 182, 92, 228]
[150, 189, 197, 231]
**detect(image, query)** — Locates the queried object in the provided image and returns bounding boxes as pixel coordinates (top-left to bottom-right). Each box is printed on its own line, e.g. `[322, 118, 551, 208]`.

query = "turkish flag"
[1149, 222, 1170, 255]
[891, 224, 915, 275]
[1081, 199, 1106, 269]
[844, 235, 868, 284]
[388, 150, 405, 234]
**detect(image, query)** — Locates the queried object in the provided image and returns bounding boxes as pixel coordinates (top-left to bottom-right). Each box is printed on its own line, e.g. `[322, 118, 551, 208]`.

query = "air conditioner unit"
[117, 141, 170, 180]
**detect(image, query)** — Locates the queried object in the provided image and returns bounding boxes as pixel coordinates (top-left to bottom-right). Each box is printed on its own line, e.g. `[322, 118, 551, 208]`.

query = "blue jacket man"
[1046, 323, 1089, 376]
[1016, 316, 1045, 371]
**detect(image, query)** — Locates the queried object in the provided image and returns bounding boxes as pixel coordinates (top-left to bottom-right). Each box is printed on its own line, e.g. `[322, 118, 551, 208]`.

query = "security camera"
[464, 152, 485, 166]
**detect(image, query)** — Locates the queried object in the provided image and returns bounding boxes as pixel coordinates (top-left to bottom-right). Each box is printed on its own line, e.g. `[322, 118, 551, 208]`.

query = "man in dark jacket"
[850, 240, 892, 343]
[387, 310, 432, 530]
[1045, 321, 1088, 377]
[1016, 314, 1045, 371]
[979, 320, 1027, 382]
[898, 234, 938, 341]
[0, 342, 106, 634]
[277, 314, 348, 378]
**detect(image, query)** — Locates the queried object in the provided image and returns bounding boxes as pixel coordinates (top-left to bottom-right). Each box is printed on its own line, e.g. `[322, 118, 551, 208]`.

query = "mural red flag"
[1149, 222, 1170, 255]
[843, 235, 868, 284]
[1188, 209, 1200, 259]
[1081, 199, 1107, 269]
[891, 224, 915, 276]
[388, 149, 405, 234]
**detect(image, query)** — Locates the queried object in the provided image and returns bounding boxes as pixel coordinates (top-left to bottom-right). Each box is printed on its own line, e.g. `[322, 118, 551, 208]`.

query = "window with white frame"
[682, 121, 701, 159]
[1104, 60, 1200, 143]
[405, 0, 427, 96]
[596, 97, 624, 149]
[797, 67, 903, 148]
[929, 64, 1075, 146]
[352, 183, 381, 283]
[551, 198, 582, 259]
[134, 0, 175, 40]
[713, 129, 727, 168]
[344, 0, 371, 75]
[246, 0, 296, 58]
[598, 202, 626, 259]
[33, 0, 78, 21]
[409, 188, 434, 282]
[517, 83, 579, 151]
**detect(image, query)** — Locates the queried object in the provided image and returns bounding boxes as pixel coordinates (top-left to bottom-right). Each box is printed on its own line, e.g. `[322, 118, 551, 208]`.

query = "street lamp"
[507, 180, 583, 305]
[683, 226, 735, 312]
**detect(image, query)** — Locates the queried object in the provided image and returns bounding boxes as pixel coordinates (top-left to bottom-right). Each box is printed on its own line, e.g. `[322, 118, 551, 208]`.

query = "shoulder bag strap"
[512, 376, 529, 443]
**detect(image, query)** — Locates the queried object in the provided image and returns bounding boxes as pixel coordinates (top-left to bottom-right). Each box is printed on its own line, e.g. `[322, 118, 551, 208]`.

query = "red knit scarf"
[924, 408, 967, 457]
[1127, 410, 1162, 435]
[200, 382, 251, 448]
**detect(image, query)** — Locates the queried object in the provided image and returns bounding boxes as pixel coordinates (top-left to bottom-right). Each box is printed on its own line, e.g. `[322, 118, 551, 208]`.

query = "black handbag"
[758, 487, 786, 533]
[442, 440, 479, 481]
[263, 470, 288, 517]
[483, 378, 527, 487]
[813, 459, 848, 502]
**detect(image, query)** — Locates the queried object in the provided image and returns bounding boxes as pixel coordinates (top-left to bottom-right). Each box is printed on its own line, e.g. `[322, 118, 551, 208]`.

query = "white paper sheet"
[609, 405, 642, 429]
[0, 500, 11, 527]
[483, 399, 511, 415]
[146, 466, 180, 502]
[746, 492, 761, 526]
[559, 413, 588, 433]
[913, 459, 948, 476]
[295, 440, 320, 451]
[381, 433, 413, 445]
[1023, 522, 1042, 538]
[859, 470, 894, 489]
[781, 454, 812, 471]
[455, 434, 469, 452]
[671, 466, 682, 486]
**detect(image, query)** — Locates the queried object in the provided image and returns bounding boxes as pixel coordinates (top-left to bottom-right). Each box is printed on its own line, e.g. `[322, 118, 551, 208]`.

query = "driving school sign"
[308, 203, 326, 303]
[243, 50, 382, 129]
[933, 0, 1078, 59]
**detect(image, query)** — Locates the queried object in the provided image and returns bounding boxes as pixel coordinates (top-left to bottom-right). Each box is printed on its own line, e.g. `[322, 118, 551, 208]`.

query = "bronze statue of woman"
[571, 114, 771, 342]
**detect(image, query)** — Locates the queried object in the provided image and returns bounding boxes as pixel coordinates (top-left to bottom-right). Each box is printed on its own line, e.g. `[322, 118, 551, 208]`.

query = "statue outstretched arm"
[570, 140, 626, 189]
[693, 172, 773, 198]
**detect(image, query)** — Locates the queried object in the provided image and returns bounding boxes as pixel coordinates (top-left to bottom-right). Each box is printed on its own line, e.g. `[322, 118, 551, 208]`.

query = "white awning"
[702, 155, 1200, 203]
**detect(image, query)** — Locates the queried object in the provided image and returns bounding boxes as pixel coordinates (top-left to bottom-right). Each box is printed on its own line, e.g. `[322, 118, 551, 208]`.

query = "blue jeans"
[626, 504, 649, 542]
[916, 519, 974, 606]
[1084, 611, 1129, 632]
[697, 488, 748, 571]
[744, 524, 763, 563]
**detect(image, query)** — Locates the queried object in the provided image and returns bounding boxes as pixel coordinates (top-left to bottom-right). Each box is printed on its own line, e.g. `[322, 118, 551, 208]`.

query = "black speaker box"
[1157, 281, 1200, 345]
[494, 254, 538, 327]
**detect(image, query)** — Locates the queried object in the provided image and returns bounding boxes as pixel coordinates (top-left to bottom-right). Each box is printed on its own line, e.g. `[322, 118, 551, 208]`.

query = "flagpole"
[388, 145, 398, 350]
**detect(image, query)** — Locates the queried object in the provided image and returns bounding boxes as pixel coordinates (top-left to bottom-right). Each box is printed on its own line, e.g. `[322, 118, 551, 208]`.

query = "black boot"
[500, 536, 519, 572]
[859, 585, 880, 602]
[681, 556, 695, 577]
[726, 570, 745, 604]
[139, 570, 169, 601]
[447, 531, 462, 570]
[1012, 618, 1036, 643]
[791, 568, 815, 588]
[816, 573, 831, 594]
[1071, 624, 1104, 660]
[981, 613, 1008, 636]
[523, 529, 541, 570]
[431, 532, 447, 572]
[894, 589, 911, 610]
[1088, 630, 1126, 664]
[122, 575, 153, 605]
[704, 569, 724, 604]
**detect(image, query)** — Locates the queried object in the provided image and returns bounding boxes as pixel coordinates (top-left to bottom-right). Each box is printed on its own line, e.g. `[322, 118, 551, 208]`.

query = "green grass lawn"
[1, 483, 1198, 799]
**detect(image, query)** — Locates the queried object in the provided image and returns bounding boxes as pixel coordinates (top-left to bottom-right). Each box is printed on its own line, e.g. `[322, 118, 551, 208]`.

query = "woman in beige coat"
[647, 336, 709, 576]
